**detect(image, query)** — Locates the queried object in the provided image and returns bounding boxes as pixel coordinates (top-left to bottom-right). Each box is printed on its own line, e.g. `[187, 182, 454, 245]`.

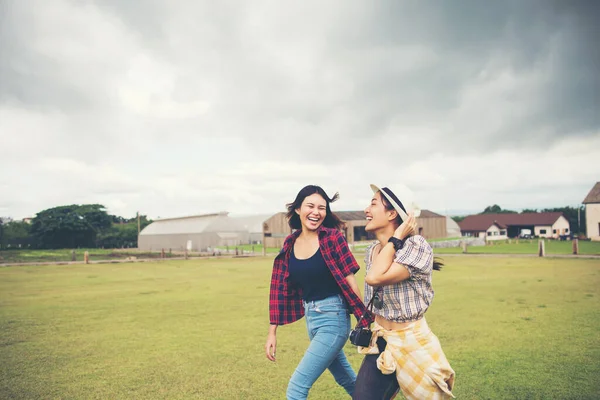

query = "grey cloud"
[0, 4, 90, 110]
[1, 0, 599, 219]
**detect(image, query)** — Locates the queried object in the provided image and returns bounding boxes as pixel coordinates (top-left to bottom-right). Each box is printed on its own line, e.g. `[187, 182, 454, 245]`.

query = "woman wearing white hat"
[352, 184, 455, 400]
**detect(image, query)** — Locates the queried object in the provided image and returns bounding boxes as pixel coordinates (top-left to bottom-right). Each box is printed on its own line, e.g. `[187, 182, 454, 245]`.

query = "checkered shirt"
[269, 226, 371, 328]
[358, 319, 455, 399]
[364, 235, 434, 323]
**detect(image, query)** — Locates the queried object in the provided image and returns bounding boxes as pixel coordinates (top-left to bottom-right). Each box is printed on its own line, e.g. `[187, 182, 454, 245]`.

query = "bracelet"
[388, 237, 404, 251]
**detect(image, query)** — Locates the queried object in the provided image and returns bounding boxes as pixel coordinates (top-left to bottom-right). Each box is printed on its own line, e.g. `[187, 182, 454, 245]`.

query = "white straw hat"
[370, 184, 421, 221]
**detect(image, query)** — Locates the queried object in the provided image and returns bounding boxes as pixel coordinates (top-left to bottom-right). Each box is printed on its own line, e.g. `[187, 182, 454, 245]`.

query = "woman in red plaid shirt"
[265, 185, 370, 399]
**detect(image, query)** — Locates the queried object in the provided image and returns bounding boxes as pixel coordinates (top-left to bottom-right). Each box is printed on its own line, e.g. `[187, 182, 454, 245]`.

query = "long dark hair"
[378, 190, 443, 271]
[286, 185, 342, 230]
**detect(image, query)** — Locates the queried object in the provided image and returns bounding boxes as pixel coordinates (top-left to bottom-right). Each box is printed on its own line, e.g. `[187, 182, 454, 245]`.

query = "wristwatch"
[388, 237, 404, 251]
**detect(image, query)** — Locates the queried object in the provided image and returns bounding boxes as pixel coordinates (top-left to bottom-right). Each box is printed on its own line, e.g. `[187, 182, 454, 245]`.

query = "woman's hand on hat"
[394, 212, 416, 240]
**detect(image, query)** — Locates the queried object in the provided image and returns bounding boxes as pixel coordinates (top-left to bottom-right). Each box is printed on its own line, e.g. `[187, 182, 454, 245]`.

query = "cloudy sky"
[1, 0, 598, 220]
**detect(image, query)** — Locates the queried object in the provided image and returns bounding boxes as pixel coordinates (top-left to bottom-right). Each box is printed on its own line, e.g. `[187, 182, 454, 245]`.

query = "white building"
[583, 182, 600, 241]
[138, 212, 271, 251]
[458, 212, 570, 241]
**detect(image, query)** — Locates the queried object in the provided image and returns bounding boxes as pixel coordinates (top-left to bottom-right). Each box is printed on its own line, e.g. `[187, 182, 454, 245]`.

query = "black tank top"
[288, 248, 341, 301]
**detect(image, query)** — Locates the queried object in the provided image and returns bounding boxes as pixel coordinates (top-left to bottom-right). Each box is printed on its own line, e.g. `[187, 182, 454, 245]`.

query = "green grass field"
[2, 239, 598, 265]
[435, 239, 600, 255]
[1, 257, 599, 399]
[214, 244, 280, 254]
[0, 247, 279, 264]
[0, 248, 178, 264]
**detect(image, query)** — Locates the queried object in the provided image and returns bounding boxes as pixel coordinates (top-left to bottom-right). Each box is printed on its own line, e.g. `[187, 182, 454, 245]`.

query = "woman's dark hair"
[379, 190, 404, 227]
[378, 190, 443, 271]
[286, 185, 342, 230]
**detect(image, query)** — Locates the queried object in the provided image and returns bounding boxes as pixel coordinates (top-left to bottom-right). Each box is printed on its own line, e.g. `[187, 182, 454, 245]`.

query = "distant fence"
[430, 237, 485, 249]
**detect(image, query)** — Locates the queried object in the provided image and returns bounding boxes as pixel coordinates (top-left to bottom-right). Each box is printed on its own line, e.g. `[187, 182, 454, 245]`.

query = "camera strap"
[353, 287, 382, 329]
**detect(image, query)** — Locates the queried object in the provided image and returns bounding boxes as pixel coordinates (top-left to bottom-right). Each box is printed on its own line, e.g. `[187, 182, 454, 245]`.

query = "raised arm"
[365, 213, 416, 286]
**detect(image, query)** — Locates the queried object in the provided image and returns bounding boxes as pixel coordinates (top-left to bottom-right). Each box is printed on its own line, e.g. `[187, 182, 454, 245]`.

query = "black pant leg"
[352, 338, 400, 400]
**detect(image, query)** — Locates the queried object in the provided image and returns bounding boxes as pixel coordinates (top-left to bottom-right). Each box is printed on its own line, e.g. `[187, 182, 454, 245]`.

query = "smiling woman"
[265, 185, 369, 400]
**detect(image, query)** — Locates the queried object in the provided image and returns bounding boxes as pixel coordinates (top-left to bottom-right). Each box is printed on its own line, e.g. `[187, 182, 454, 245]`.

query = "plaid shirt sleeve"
[269, 239, 304, 325]
[333, 230, 361, 276]
[393, 235, 433, 279]
[324, 229, 372, 328]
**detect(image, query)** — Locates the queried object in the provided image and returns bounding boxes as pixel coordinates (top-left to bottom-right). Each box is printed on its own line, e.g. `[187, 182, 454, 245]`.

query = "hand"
[265, 333, 277, 362]
[394, 212, 416, 240]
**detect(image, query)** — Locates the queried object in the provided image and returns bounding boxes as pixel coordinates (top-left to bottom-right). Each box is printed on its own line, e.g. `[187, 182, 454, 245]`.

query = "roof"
[458, 212, 565, 232]
[583, 182, 600, 204]
[336, 209, 443, 222]
[419, 210, 444, 218]
[229, 214, 273, 233]
[140, 212, 271, 235]
[445, 216, 462, 237]
[140, 213, 228, 235]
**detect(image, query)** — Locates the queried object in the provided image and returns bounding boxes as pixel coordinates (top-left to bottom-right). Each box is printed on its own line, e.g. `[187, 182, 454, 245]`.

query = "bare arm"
[265, 324, 278, 362]
[365, 213, 416, 287]
[345, 273, 362, 298]
[365, 242, 410, 286]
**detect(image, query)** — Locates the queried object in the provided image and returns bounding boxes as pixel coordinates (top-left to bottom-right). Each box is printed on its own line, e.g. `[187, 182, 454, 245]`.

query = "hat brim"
[370, 184, 420, 220]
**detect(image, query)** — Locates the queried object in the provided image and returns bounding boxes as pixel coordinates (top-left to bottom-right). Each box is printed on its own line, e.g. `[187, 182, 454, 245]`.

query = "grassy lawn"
[1, 257, 599, 399]
[0, 248, 179, 264]
[435, 239, 600, 255]
[4, 239, 598, 264]
[214, 244, 280, 254]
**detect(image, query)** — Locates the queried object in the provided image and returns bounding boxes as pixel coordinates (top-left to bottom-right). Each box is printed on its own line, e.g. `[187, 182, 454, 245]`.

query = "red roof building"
[458, 212, 570, 240]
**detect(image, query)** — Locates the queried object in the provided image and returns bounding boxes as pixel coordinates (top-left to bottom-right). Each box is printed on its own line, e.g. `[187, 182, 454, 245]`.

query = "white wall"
[551, 216, 571, 238]
[535, 225, 553, 238]
[486, 224, 508, 241]
[586, 203, 600, 241]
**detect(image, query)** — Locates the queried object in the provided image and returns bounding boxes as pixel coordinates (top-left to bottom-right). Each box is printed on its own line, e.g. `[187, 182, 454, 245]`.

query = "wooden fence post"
[71, 250, 76, 262]
[572, 239, 579, 255]
[538, 240, 545, 257]
[461, 242, 467, 253]
[185, 249, 188, 260]
[84, 251, 89, 264]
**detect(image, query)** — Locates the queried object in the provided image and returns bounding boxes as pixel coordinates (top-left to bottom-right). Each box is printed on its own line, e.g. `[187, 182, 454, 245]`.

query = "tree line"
[452, 204, 587, 234]
[0, 204, 152, 250]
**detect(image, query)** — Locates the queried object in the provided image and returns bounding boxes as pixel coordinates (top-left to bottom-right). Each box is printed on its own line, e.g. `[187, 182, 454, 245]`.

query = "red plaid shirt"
[269, 226, 372, 328]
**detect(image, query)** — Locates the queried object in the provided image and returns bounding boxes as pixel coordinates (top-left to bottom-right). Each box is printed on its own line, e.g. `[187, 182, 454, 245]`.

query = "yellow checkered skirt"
[358, 318, 455, 399]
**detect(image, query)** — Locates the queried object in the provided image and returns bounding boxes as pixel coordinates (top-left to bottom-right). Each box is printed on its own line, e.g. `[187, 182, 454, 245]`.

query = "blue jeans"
[287, 294, 356, 399]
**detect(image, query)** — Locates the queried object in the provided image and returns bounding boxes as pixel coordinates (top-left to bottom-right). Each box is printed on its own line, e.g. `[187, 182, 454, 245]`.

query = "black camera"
[349, 328, 373, 347]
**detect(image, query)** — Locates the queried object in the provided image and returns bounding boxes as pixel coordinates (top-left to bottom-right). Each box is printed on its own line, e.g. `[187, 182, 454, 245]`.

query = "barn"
[263, 209, 449, 249]
[138, 212, 270, 252]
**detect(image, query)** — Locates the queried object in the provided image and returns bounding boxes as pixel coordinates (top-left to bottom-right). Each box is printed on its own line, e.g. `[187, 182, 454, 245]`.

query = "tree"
[521, 209, 538, 213]
[480, 205, 517, 214]
[97, 214, 153, 248]
[30, 204, 112, 249]
[0, 220, 32, 249]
